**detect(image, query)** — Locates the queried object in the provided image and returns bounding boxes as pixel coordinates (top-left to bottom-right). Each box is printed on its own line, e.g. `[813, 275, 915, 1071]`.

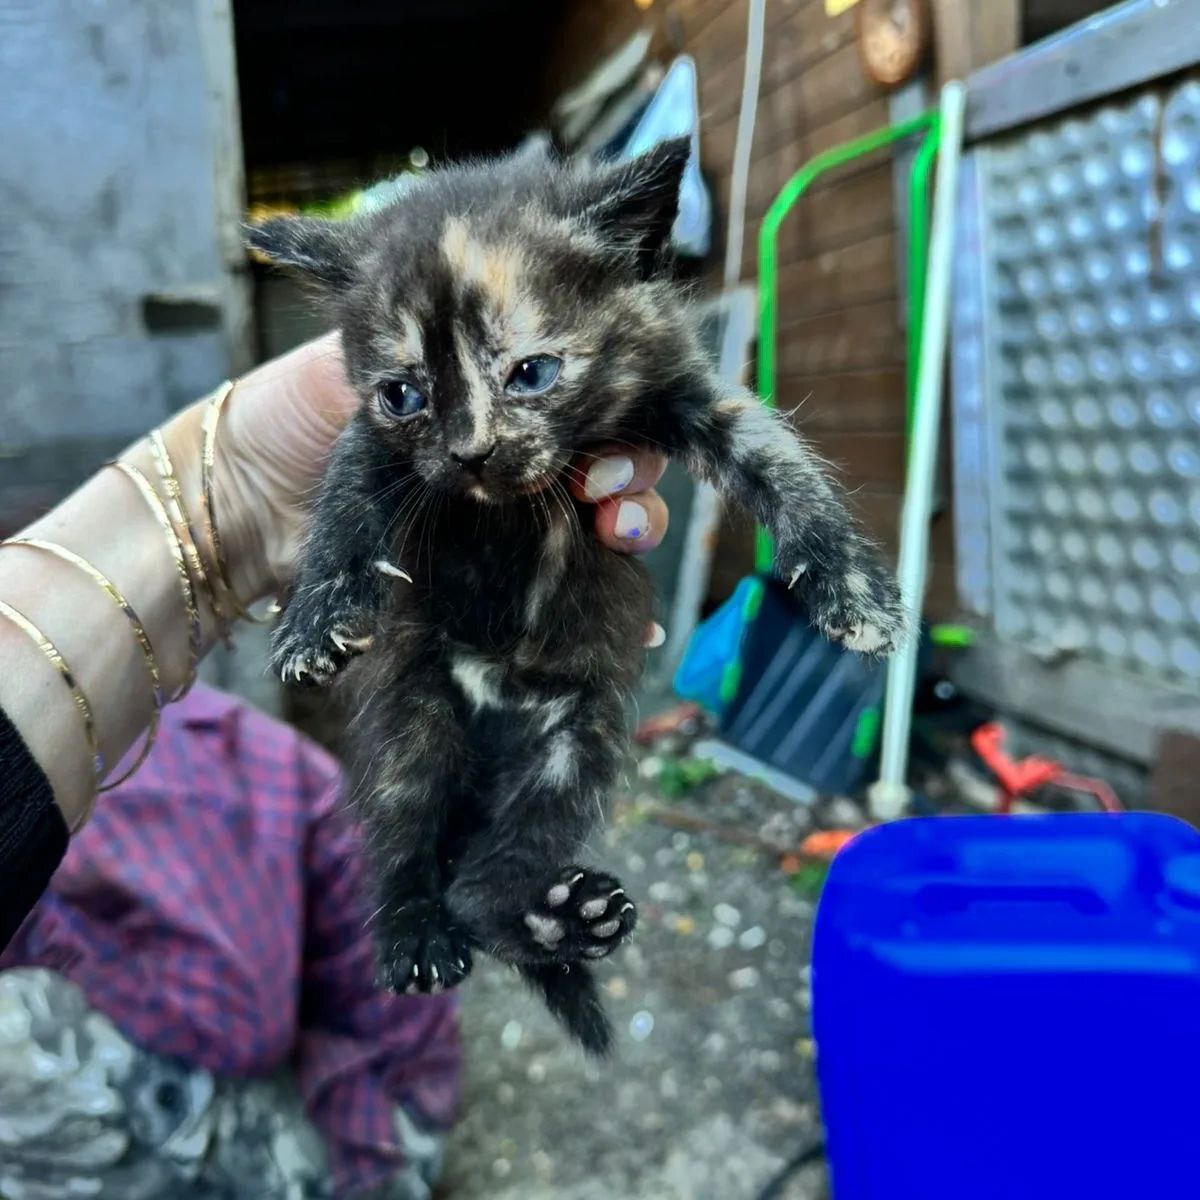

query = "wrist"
[2, 466, 195, 825]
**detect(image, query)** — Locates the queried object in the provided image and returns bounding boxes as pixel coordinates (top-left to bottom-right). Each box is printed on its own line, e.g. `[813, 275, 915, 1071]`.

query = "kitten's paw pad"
[375, 903, 473, 995]
[818, 568, 909, 660]
[271, 603, 376, 687]
[525, 867, 637, 961]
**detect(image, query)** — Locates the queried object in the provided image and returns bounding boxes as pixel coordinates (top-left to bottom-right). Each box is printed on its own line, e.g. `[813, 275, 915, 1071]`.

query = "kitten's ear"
[245, 216, 357, 289]
[584, 136, 690, 258]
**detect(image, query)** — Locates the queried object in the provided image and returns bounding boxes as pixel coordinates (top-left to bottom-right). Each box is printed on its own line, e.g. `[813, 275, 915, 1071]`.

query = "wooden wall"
[547, 0, 961, 618]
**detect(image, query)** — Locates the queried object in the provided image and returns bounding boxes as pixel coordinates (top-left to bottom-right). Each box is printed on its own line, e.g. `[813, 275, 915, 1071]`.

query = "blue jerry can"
[813, 814, 1200, 1199]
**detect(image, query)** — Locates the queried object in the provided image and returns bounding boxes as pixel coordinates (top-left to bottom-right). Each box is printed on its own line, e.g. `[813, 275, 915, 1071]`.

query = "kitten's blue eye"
[378, 380, 427, 418]
[505, 355, 561, 396]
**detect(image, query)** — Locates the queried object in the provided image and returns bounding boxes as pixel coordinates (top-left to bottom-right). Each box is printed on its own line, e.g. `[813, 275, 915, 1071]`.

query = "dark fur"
[249, 138, 907, 1053]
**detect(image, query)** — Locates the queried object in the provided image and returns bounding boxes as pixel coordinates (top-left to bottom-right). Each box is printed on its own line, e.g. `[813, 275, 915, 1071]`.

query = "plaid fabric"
[1, 685, 460, 1196]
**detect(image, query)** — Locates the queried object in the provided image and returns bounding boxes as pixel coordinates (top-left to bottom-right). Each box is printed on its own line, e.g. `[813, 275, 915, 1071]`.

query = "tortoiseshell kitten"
[249, 138, 907, 1054]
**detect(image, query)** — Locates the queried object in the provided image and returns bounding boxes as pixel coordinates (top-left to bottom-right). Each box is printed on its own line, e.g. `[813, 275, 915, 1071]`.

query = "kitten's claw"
[329, 625, 374, 654]
[829, 620, 902, 656]
[812, 563, 909, 659]
[374, 898, 474, 995]
[277, 644, 341, 687]
[375, 558, 413, 582]
[272, 596, 379, 687]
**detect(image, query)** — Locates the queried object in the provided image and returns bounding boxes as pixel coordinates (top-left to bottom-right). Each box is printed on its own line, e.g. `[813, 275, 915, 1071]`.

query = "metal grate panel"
[972, 79, 1200, 689]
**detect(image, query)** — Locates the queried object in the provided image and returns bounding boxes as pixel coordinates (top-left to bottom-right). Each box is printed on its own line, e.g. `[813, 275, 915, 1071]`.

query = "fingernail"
[615, 499, 649, 541]
[646, 622, 666, 648]
[584, 455, 635, 500]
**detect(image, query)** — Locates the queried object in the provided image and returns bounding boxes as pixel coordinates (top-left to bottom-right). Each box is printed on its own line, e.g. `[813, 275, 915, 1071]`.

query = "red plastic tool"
[971, 722, 1121, 814]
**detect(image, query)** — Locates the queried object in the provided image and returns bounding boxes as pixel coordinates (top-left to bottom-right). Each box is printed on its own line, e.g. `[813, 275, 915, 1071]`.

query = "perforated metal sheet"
[964, 79, 1200, 690]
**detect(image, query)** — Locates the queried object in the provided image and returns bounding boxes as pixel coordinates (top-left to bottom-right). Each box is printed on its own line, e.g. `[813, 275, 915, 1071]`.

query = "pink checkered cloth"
[2, 684, 460, 1194]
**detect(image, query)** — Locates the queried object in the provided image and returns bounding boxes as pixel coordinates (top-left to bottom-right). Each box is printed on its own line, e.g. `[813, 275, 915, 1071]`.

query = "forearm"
[0, 400, 268, 829]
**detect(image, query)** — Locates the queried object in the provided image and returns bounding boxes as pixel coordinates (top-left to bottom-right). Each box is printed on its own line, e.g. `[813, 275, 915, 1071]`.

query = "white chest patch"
[449, 652, 505, 710]
[541, 731, 577, 787]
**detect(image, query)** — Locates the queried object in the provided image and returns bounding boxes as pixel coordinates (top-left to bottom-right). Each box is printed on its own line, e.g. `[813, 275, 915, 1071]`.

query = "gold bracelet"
[147, 430, 234, 645]
[0, 597, 103, 828]
[111, 460, 202, 699]
[201, 381, 272, 624]
[5, 538, 164, 791]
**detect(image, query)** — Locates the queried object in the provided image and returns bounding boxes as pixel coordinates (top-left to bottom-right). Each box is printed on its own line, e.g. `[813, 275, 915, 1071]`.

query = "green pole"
[754, 110, 939, 574]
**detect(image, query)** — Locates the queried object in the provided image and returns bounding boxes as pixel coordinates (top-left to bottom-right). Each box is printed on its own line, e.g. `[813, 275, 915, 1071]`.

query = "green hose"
[754, 110, 940, 574]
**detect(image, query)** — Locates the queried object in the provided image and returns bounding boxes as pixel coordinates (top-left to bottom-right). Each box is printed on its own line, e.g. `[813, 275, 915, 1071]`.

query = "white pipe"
[664, 0, 765, 678]
[723, 0, 767, 288]
[869, 81, 968, 821]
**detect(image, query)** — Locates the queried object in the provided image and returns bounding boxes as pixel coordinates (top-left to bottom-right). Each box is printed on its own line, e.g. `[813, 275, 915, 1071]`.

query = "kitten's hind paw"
[523, 867, 637, 962]
[803, 561, 910, 659]
[375, 899, 473, 995]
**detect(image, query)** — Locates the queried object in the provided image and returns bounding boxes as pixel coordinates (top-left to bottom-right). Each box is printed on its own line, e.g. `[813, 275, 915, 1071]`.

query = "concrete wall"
[0, 0, 249, 522]
[0, 0, 272, 708]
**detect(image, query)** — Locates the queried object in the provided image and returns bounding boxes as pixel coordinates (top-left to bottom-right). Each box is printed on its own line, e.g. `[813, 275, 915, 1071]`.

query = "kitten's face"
[348, 211, 620, 503]
[248, 139, 692, 504]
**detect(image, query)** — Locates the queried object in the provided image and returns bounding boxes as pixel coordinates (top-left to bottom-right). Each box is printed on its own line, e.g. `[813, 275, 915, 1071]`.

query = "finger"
[592, 488, 669, 554]
[569, 446, 667, 503]
[233, 333, 358, 496]
[644, 622, 666, 648]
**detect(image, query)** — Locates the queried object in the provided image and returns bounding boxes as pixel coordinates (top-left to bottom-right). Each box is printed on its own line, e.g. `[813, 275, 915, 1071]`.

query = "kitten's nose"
[450, 443, 497, 477]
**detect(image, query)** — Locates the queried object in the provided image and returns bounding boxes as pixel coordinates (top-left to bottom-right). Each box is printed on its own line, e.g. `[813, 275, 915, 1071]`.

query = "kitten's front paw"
[375, 898, 474, 995]
[522, 867, 638, 962]
[271, 584, 377, 686]
[801, 562, 909, 659]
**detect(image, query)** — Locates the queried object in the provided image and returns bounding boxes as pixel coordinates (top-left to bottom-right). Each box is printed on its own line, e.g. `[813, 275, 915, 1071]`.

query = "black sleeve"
[0, 708, 68, 951]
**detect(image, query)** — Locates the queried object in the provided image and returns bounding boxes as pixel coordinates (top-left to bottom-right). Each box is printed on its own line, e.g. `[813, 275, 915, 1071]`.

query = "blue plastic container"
[813, 814, 1200, 1199]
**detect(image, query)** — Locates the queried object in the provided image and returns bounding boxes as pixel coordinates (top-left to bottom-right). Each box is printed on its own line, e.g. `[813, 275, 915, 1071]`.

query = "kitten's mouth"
[461, 471, 554, 505]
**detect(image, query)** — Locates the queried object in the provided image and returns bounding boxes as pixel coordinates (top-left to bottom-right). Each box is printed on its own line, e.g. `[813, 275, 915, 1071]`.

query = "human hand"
[567, 445, 670, 556]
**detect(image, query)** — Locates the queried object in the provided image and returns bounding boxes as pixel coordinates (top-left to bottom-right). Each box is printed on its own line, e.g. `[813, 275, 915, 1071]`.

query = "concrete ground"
[440, 739, 838, 1200]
